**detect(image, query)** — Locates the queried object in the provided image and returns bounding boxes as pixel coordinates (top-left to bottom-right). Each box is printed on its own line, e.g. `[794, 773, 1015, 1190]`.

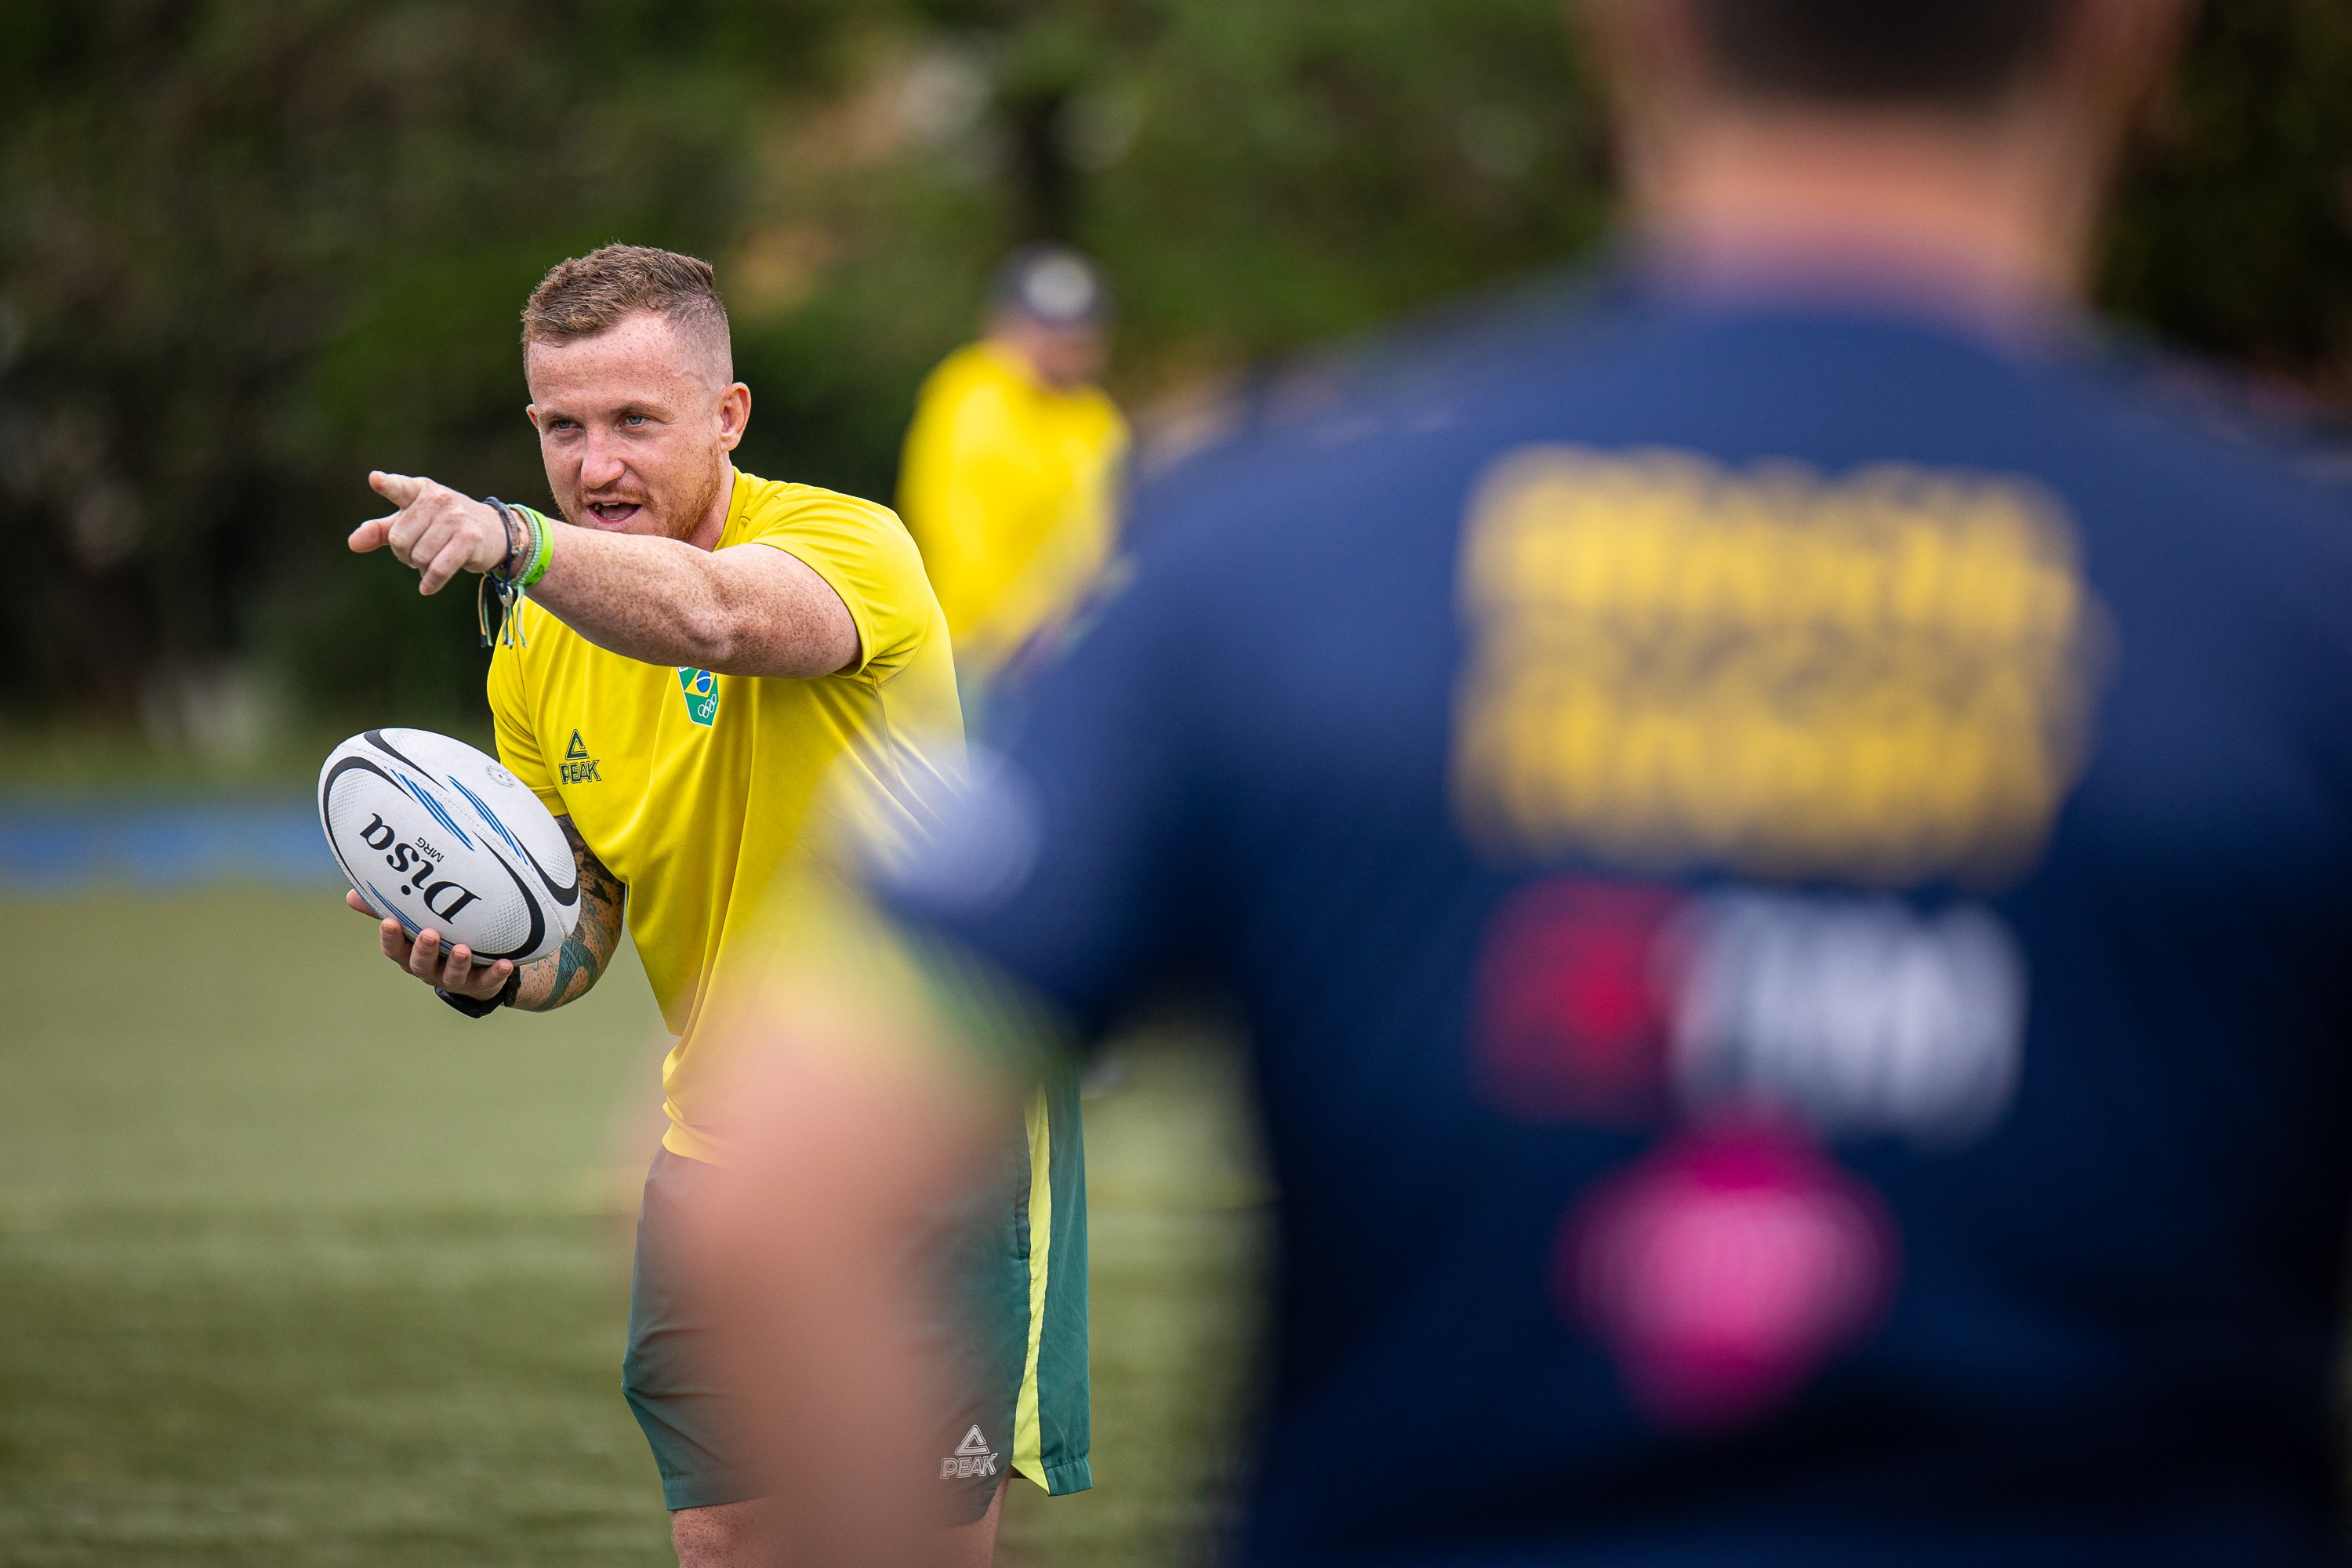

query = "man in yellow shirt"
[898, 245, 1130, 692]
[342, 244, 1087, 1566]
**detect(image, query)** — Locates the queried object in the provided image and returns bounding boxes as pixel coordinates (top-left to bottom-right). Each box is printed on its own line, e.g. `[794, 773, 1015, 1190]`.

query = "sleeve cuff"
[747, 538, 881, 681]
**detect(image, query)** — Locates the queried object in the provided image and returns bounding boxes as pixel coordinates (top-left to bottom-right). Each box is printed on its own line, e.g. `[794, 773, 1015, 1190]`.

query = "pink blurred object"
[1561, 1120, 1897, 1431]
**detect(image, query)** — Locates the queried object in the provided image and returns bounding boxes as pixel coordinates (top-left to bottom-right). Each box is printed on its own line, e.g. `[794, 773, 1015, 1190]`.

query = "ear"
[1576, 0, 1713, 201]
[2037, 0, 2192, 186]
[2063, 0, 2193, 113]
[1577, 0, 1711, 106]
[525, 404, 542, 433]
[717, 383, 751, 453]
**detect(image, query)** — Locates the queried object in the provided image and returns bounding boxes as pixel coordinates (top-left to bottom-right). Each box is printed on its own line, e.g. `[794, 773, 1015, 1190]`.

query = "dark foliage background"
[2, 0, 2347, 751]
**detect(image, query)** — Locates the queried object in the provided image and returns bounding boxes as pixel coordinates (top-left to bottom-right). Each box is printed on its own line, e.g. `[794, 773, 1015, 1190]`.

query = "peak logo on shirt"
[677, 667, 719, 728]
[560, 729, 602, 785]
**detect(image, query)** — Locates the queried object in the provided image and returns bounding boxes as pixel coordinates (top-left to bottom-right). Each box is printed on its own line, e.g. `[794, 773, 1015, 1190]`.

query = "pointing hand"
[350, 472, 517, 595]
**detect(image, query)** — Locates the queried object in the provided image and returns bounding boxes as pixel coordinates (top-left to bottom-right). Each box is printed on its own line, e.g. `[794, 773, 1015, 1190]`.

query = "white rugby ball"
[319, 728, 580, 966]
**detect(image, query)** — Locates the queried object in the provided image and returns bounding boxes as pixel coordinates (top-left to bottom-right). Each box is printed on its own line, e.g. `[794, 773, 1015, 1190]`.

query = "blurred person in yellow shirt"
[898, 245, 1129, 696]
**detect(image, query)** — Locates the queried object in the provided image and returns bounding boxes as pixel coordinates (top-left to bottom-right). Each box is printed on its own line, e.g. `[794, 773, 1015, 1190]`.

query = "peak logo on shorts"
[559, 729, 601, 786]
[677, 667, 719, 728]
[941, 1425, 1000, 1481]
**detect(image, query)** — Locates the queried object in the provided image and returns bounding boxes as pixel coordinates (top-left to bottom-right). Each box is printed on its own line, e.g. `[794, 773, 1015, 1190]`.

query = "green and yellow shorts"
[620, 1073, 1091, 1521]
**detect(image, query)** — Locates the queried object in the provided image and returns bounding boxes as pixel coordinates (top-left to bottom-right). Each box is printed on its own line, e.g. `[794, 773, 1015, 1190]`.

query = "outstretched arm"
[347, 471, 858, 679]
[348, 815, 627, 1013]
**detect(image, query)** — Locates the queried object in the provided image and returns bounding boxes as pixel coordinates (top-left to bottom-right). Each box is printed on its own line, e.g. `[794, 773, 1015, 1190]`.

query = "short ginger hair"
[521, 243, 735, 383]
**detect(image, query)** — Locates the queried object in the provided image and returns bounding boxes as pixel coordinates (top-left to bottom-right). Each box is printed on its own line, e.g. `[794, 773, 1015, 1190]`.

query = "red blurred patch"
[1559, 1120, 1897, 1432]
[1472, 880, 1684, 1121]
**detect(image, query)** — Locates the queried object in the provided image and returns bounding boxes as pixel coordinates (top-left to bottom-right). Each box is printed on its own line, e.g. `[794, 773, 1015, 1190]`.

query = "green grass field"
[0, 890, 1263, 1566]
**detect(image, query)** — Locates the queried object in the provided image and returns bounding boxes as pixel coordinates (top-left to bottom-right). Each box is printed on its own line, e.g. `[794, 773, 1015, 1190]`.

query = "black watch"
[437, 967, 521, 1018]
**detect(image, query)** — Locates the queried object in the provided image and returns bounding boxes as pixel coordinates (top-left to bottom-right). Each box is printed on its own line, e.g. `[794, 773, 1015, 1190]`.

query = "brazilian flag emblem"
[677, 666, 719, 728]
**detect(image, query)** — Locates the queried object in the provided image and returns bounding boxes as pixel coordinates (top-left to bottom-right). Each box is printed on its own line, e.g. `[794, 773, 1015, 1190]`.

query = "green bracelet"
[517, 506, 554, 589]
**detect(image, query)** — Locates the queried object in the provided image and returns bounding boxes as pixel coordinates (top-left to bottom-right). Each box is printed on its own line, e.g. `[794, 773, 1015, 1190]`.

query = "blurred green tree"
[2102, 0, 2352, 397]
[1, 0, 2345, 745]
[0, 0, 862, 739]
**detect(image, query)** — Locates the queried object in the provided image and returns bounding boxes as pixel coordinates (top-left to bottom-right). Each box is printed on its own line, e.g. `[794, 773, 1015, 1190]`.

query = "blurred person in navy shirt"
[713, 2, 2352, 1563]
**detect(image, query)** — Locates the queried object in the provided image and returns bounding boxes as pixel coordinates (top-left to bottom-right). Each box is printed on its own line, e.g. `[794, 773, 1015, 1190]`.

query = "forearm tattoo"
[512, 817, 625, 1012]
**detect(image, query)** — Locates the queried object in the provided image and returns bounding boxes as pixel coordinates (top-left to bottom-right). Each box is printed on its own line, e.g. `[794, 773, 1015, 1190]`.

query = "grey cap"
[992, 244, 1112, 328]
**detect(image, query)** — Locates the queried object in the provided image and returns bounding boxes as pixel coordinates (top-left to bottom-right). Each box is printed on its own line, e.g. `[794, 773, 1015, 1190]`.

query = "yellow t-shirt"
[487, 470, 964, 1164]
[897, 340, 1129, 677]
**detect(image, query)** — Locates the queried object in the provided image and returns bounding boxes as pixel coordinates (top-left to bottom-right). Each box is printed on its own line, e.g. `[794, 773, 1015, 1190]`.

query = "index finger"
[370, 471, 428, 508]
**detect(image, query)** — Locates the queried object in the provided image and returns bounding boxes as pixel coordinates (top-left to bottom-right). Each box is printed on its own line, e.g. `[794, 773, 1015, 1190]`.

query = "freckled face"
[524, 312, 746, 543]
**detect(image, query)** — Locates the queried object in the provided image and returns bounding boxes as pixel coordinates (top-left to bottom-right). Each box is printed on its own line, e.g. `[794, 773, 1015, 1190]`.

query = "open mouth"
[583, 500, 645, 528]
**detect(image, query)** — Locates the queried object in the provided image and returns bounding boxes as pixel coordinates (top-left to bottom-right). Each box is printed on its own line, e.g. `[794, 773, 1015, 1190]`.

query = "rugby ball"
[319, 728, 580, 965]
